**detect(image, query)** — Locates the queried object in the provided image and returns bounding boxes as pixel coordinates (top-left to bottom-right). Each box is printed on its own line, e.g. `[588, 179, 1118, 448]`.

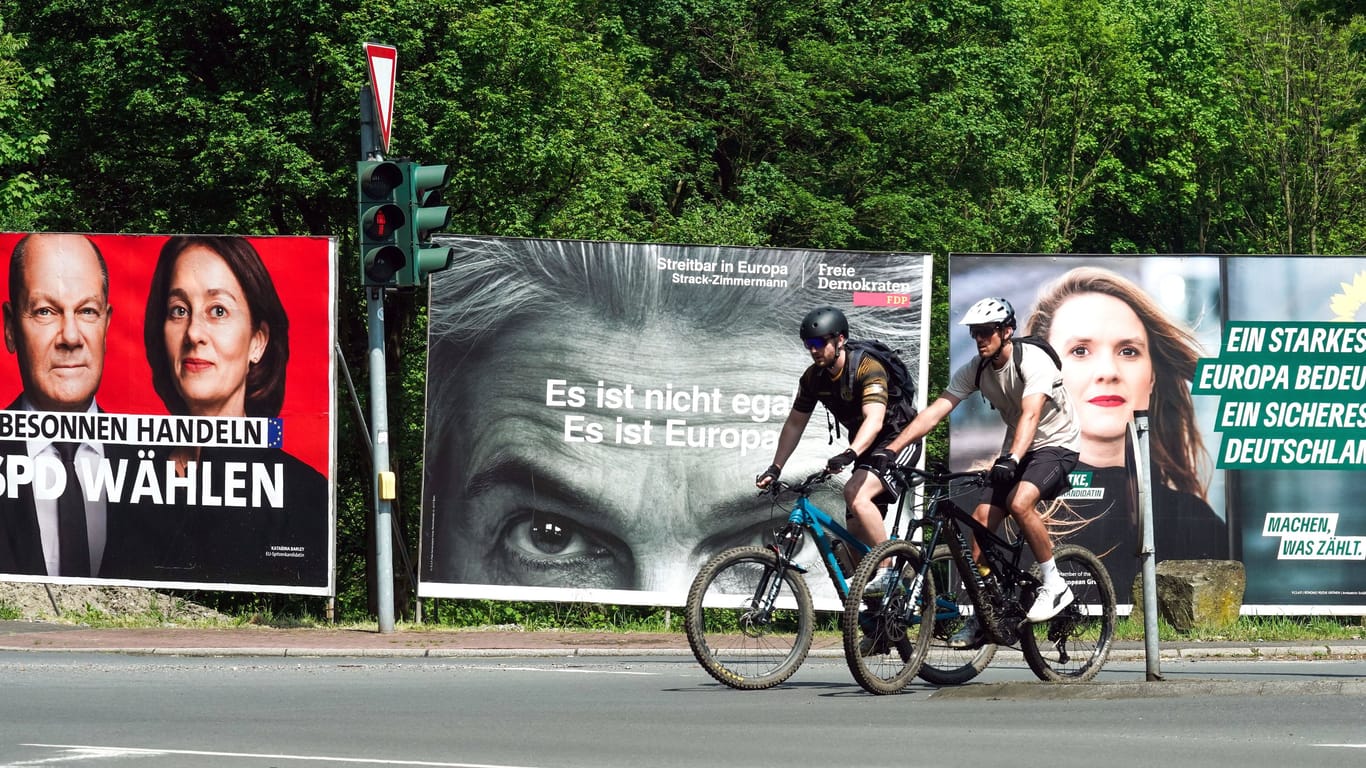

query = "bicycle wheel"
[684, 546, 814, 690]
[1020, 544, 1117, 682]
[840, 539, 932, 695]
[917, 546, 997, 686]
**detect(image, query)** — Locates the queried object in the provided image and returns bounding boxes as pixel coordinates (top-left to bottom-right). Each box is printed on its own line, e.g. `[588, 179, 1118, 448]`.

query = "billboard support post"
[1131, 412, 1162, 681]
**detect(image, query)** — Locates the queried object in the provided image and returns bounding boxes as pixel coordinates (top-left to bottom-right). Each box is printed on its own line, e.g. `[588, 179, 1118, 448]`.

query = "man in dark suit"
[0, 233, 126, 578]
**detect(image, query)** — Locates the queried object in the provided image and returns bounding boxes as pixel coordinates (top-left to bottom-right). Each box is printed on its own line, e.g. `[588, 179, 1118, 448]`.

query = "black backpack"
[974, 335, 1062, 388]
[837, 339, 919, 435]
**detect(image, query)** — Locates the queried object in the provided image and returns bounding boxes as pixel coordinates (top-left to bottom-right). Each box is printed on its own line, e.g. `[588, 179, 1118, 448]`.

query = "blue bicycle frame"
[782, 497, 870, 600]
[765, 470, 906, 602]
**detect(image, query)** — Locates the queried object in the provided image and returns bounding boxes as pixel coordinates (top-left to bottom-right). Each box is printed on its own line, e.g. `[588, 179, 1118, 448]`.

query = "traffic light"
[396, 161, 453, 287]
[356, 160, 407, 286]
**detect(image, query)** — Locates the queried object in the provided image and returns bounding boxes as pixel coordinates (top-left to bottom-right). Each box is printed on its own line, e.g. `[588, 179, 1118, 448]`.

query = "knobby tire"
[840, 539, 933, 695]
[917, 545, 997, 685]
[684, 546, 814, 690]
[1020, 544, 1117, 682]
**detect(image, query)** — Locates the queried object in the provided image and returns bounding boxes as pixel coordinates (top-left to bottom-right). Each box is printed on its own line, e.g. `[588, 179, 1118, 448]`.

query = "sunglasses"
[803, 335, 835, 351]
[968, 324, 999, 339]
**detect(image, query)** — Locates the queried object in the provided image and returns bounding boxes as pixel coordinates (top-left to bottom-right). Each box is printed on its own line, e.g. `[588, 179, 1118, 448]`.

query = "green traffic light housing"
[396, 161, 454, 287]
[356, 160, 408, 286]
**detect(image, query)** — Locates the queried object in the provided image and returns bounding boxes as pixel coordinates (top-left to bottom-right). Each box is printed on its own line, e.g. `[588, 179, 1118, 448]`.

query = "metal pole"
[360, 84, 396, 633]
[367, 288, 395, 633]
[1131, 411, 1162, 681]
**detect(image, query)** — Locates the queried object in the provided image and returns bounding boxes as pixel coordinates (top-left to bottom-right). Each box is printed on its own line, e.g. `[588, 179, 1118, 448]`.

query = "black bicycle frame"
[912, 481, 1039, 645]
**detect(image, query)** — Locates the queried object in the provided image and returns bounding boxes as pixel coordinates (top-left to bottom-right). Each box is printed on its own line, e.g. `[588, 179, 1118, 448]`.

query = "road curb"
[2, 643, 1364, 660]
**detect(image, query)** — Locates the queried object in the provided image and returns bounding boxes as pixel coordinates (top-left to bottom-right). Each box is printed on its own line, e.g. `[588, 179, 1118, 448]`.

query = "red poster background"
[0, 233, 332, 477]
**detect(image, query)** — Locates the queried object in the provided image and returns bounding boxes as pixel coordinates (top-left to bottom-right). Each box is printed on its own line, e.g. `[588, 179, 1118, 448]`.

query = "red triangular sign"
[365, 43, 398, 153]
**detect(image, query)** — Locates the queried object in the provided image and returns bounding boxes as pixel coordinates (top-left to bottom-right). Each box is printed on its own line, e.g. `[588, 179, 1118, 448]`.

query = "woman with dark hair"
[139, 235, 326, 587]
[1026, 266, 1226, 602]
[145, 235, 290, 419]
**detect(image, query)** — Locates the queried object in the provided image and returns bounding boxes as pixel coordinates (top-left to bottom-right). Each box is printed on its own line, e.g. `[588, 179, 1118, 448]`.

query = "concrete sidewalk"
[3, 620, 1365, 659]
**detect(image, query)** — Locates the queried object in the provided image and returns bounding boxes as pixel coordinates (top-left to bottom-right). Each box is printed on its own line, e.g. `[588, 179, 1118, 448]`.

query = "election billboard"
[949, 254, 1365, 613]
[0, 232, 335, 595]
[419, 236, 931, 607]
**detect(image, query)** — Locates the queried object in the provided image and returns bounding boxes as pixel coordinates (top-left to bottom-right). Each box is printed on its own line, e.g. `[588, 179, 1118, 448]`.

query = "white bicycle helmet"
[959, 297, 1016, 328]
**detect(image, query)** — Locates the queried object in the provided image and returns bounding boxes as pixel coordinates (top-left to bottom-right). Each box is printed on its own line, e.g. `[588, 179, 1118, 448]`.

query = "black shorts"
[979, 446, 1078, 508]
[854, 433, 923, 506]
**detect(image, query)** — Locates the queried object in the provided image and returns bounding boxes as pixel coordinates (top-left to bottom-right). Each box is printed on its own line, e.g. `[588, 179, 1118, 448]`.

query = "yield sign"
[365, 43, 398, 153]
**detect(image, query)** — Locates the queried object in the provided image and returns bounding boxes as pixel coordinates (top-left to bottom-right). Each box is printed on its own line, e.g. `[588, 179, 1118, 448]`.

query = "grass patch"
[1115, 615, 1366, 643]
[0, 600, 21, 620]
[37, 592, 1366, 644]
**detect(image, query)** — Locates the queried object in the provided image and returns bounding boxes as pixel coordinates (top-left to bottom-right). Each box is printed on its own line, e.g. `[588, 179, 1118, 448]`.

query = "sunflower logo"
[1329, 270, 1366, 322]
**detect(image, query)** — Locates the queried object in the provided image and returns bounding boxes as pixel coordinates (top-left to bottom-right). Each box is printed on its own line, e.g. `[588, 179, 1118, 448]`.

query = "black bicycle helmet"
[799, 306, 849, 340]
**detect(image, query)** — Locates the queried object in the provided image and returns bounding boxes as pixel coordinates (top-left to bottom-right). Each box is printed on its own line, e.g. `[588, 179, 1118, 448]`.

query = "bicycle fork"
[750, 525, 805, 622]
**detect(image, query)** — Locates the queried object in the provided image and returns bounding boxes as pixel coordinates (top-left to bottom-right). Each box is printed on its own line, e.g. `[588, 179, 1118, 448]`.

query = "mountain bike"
[841, 463, 1116, 694]
[684, 469, 908, 690]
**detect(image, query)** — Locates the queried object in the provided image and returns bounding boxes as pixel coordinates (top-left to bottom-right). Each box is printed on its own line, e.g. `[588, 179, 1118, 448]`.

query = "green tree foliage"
[0, 20, 58, 230]
[2, 0, 1365, 621]
[1215, 0, 1366, 253]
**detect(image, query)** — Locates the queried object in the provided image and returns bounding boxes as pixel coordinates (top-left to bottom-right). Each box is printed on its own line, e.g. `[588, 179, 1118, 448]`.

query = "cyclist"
[876, 297, 1081, 646]
[757, 306, 920, 593]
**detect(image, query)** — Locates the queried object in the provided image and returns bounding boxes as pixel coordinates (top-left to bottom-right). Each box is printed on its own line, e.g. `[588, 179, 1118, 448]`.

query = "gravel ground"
[0, 582, 226, 622]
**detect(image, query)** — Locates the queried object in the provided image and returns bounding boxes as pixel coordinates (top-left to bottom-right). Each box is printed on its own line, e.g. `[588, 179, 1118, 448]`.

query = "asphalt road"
[1, 652, 1363, 767]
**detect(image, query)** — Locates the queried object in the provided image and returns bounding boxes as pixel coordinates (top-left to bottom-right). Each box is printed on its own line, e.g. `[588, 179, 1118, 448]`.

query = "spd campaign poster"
[948, 255, 1365, 614]
[0, 232, 335, 596]
[419, 236, 932, 608]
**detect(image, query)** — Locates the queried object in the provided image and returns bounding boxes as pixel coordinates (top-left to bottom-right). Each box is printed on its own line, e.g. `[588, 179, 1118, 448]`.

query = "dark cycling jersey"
[792, 353, 892, 438]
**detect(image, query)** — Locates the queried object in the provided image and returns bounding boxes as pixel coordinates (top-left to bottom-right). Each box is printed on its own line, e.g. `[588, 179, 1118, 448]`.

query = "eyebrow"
[465, 453, 585, 508]
[464, 451, 771, 526]
[23, 291, 106, 308]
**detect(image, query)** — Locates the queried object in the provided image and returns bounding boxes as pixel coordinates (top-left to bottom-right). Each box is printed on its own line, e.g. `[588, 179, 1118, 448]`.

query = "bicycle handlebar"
[758, 469, 833, 498]
[757, 463, 985, 499]
[895, 464, 989, 486]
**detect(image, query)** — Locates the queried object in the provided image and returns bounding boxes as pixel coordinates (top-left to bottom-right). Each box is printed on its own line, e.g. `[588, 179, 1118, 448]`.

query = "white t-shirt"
[945, 341, 1080, 455]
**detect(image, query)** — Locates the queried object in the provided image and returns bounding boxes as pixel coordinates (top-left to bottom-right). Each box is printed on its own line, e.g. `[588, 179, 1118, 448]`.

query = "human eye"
[166, 303, 188, 320]
[209, 304, 229, 319]
[1118, 344, 1143, 358]
[1066, 343, 1090, 359]
[491, 508, 631, 588]
[699, 516, 795, 555]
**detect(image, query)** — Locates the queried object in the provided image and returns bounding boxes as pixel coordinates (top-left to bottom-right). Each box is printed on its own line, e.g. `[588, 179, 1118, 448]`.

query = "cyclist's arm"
[767, 407, 812, 472]
[1006, 392, 1046, 460]
[885, 393, 959, 453]
[847, 400, 887, 456]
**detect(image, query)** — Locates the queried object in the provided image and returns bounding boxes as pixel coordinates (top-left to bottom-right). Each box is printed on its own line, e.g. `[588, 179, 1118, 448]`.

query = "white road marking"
[488, 665, 656, 675]
[1316, 743, 1366, 749]
[17, 744, 547, 767]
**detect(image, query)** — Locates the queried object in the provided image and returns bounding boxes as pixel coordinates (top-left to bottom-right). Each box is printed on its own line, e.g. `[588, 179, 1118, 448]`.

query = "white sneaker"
[946, 617, 984, 649]
[1027, 581, 1074, 622]
[862, 568, 899, 597]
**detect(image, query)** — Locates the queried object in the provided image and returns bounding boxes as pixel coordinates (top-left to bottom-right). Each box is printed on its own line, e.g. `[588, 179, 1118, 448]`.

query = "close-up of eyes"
[1065, 343, 1143, 359]
[490, 508, 631, 588]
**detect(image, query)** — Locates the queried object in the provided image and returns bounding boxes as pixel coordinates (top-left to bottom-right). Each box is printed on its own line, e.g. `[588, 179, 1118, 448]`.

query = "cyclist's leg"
[1005, 480, 1051, 563]
[847, 434, 919, 550]
[843, 469, 889, 550]
[1009, 447, 1080, 622]
[1008, 447, 1078, 563]
[968, 500, 1007, 563]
